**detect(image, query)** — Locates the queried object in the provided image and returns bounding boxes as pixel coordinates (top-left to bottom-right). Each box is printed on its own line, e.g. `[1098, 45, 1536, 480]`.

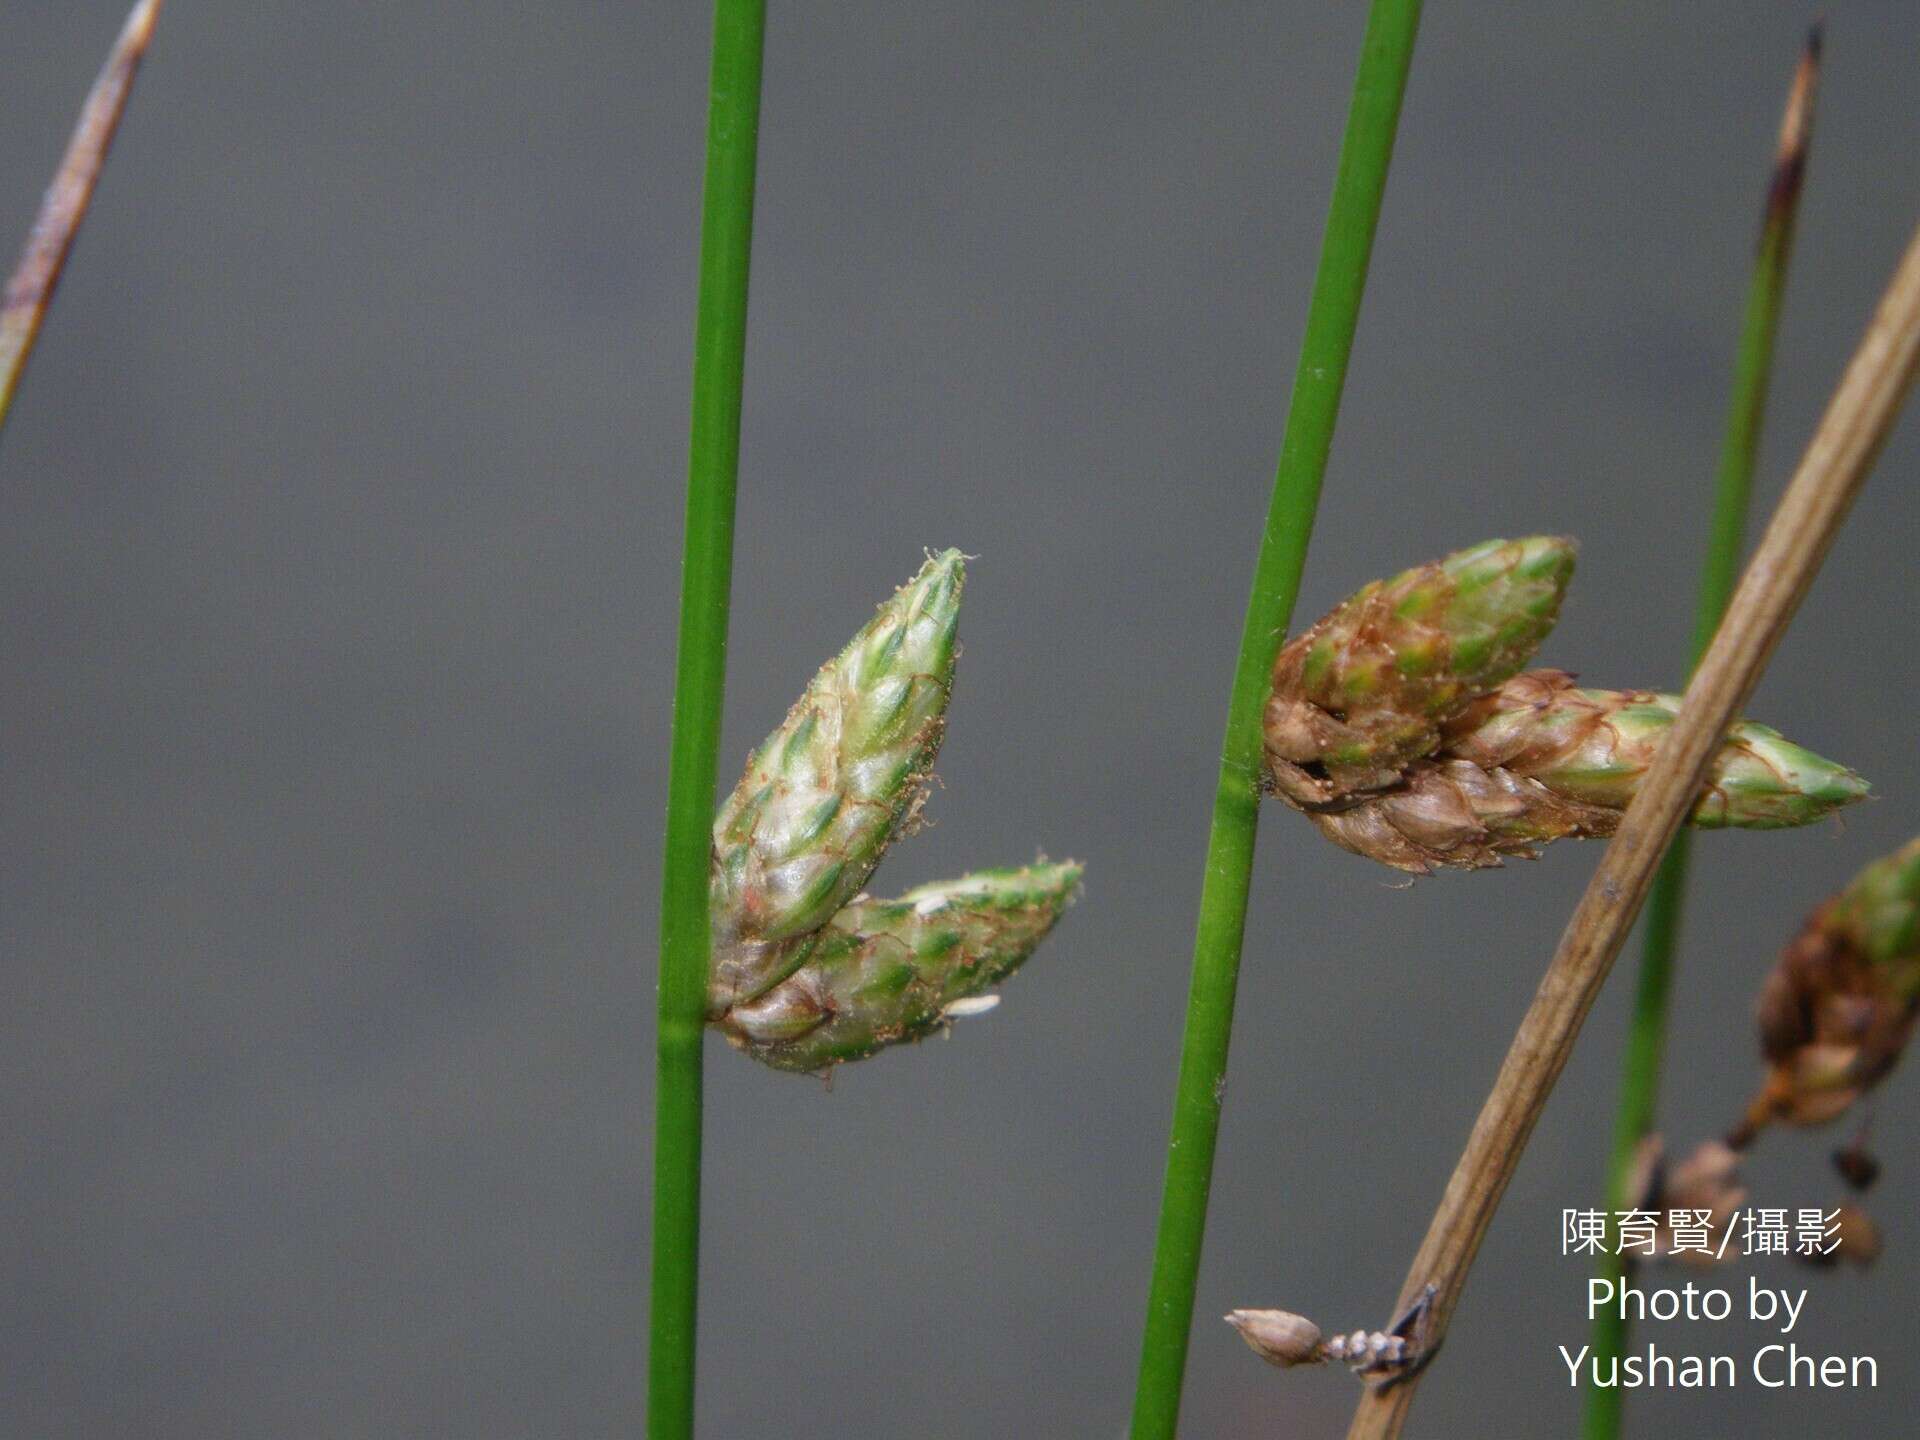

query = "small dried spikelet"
[1230, 1286, 1436, 1381]
[1226, 1309, 1326, 1368]
[1264, 536, 1575, 806]
[1832, 1141, 1881, 1191]
[708, 551, 963, 1015]
[1311, 670, 1869, 873]
[1790, 1203, 1883, 1269]
[1663, 1140, 1748, 1225]
[1823, 1206, 1882, 1268]
[1625, 1137, 1748, 1265]
[1735, 837, 1920, 1143]
[716, 862, 1083, 1073]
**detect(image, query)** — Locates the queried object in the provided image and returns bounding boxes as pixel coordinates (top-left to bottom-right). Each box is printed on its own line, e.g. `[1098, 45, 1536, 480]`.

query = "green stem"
[1583, 31, 1817, 1440]
[1128, 5, 1422, 1436]
[649, 2, 766, 1437]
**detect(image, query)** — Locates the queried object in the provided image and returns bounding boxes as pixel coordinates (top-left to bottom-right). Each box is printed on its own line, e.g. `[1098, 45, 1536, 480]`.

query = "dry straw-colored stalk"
[1586, 36, 1822, 1440]
[1347, 218, 1920, 1440]
[0, 0, 164, 432]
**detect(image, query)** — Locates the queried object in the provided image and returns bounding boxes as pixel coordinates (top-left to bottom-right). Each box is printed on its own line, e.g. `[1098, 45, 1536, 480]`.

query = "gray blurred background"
[3, 3, 1917, 1435]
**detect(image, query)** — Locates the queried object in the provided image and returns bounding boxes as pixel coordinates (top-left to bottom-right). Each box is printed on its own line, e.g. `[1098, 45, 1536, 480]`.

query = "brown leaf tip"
[1765, 22, 1823, 227]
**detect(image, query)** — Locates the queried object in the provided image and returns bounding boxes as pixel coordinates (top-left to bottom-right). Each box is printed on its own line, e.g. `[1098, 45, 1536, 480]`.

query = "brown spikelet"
[1732, 899, 1920, 1146]
[1307, 755, 1616, 874]
[1614, 1137, 1750, 1266]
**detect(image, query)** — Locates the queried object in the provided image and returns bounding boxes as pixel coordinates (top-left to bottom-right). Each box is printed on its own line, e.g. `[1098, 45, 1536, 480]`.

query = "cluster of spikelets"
[1227, 839, 1920, 1378]
[1263, 537, 1870, 873]
[1615, 835, 1920, 1271]
[706, 550, 1081, 1073]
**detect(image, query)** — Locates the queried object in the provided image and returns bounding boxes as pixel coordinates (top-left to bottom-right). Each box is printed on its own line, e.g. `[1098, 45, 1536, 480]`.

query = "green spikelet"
[1825, 836, 1920, 986]
[1264, 536, 1576, 805]
[1444, 671, 1870, 829]
[1310, 670, 1868, 873]
[708, 551, 963, 1015]
[717, 862, 1083, 1072]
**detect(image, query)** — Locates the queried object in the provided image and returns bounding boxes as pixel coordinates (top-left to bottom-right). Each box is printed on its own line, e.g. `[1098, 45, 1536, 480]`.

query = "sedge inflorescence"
[706, 551, 1081, 1073]
[1263, 537, 1868, 874]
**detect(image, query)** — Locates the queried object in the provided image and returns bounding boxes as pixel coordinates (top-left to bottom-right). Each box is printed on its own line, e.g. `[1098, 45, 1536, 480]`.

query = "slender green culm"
[1585, 29, 1820, 1440]
[0, 0, 163, 447]
[1128, 4, 1423, 1436]
[649, 2, 766, 1437]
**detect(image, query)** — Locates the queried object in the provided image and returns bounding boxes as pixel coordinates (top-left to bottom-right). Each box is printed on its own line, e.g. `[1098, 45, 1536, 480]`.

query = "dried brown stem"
[1347, 219, 1920, 1440]
[0, 0, 164, 433]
